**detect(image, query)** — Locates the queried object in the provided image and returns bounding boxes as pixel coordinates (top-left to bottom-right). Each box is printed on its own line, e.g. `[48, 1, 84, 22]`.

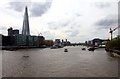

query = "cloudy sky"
[0, 0, 119, 42]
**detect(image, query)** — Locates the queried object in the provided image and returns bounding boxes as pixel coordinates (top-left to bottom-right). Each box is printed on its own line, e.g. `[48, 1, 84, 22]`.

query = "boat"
[50, 44, 63, 49]
[88, 47, 95, 51]
[23, 56, 29, 57]
[50, 45, 57, 49]
[99, 45, 106, 48]
[64, 49, 68, 52]
[82, 48, 86, 50]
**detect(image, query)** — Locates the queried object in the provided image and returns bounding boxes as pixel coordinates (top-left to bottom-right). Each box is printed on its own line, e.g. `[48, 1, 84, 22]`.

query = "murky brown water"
[2, 46, 118, 77]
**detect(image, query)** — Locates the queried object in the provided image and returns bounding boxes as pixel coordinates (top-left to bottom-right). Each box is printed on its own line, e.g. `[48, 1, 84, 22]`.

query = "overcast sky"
[0, 0, 119, 42]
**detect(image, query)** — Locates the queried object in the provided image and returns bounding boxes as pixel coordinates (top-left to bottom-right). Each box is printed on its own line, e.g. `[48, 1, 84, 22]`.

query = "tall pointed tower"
[22, 6, 30, 35]
[118, 2, 120, 38]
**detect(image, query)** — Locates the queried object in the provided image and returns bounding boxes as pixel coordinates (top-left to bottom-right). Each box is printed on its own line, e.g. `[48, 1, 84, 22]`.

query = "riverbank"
[1, 46, 46, 51]
[105, 48, 120, 57]
[105, 38, 120, 57]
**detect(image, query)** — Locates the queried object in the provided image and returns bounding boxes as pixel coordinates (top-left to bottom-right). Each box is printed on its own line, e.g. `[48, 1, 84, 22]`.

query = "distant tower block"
[22, 6, 30, 35]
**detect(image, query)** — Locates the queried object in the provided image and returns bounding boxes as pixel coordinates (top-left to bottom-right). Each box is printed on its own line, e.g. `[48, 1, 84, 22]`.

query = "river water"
[2, 46, 118, 77]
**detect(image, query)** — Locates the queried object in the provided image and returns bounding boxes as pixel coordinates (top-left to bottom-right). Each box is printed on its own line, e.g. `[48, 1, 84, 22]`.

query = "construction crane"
[109, 25, 120, 40]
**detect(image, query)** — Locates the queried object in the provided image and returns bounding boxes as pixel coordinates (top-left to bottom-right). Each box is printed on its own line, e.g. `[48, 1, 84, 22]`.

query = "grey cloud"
[65, 29, 80, 37]
[47, 19, 80, 37]
[8, 1, 30, 12]
[95, 15, 117, 29]
[42, 31, 54, 39]
[65, 30, 71, 33]
[75, 13, 81, 17]
[47, 20, 70, 30]
[48, 17, 81, 29]
[69, 30, 79, 37]
[0, 26, 7, 31]
[47, 22, 59, 30]
[30, 1, 52, 17]
[61, 22, 69, 27]
[47, 11, 82, 30]
[95, 2, 111, 8]
[0, 26, 8, 35]
[8, 0, 52, 17]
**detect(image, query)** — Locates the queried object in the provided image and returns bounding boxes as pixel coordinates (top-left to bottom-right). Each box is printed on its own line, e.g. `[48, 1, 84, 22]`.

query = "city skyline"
[0, 0, 119, 42]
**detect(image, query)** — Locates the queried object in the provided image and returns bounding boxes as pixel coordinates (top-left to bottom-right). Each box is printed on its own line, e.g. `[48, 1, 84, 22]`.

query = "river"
[2, 46, 118, 77]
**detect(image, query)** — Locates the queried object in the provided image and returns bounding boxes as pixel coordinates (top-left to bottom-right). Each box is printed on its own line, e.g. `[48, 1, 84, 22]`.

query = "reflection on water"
[2, 46, 118, 77]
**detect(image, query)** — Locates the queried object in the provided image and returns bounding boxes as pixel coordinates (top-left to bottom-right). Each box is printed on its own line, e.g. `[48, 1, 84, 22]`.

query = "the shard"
[22, 6, 30, 35]
[119, 2, 120, 38]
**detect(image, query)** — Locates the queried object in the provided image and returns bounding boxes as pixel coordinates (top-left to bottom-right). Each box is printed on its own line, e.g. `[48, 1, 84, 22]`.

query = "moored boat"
[88, 47, 95, 51]
[82, 48, 86, 50]
[64, 49, 68, 52]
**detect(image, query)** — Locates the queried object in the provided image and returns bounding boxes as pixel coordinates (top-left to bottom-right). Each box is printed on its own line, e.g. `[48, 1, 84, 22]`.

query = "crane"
[109, 25, 120, 40]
